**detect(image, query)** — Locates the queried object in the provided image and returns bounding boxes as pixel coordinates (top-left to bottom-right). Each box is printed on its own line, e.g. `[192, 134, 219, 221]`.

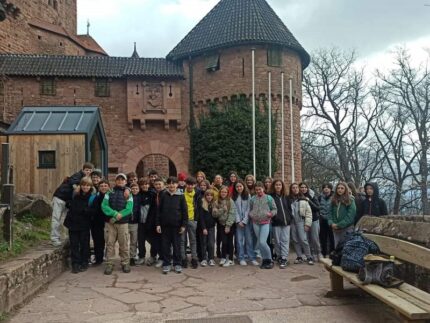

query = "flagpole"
[268, 71, 272, 178]
[290, 77, 295, 183]
[281, 72, 285, 182]
[252, 49, 256, 179]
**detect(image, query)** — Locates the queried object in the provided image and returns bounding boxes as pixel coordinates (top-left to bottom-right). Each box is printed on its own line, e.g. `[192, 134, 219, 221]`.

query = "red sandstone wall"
[0, 0, 82, 55]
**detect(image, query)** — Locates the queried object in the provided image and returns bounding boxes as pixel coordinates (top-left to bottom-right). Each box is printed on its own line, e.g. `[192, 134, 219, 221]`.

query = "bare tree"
[376, 48, 430, 214]
[302, 48, 378, 185]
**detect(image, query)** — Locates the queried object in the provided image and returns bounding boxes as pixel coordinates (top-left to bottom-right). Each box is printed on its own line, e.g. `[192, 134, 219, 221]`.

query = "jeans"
[319, 218, 335, 256]
[181, 220, 198, 260]
[291, 220, 311, 259]
[333, 225, 354, 248]
[306, 220, 321, 256]
[51, 196, 68, 243]
[236, 223, 256, 261]
[272, 225, 290, 259]
[252, 223, 272, 260]
[200, 227, 215, 261]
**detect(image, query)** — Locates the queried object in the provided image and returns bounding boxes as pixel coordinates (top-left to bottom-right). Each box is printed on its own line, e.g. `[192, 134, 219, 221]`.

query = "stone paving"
[10, 256, 400, 323]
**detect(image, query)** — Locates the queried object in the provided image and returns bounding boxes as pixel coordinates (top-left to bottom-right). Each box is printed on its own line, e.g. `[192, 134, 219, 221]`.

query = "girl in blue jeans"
[249, 182, 277, 269]
[233, 180, 259, 266]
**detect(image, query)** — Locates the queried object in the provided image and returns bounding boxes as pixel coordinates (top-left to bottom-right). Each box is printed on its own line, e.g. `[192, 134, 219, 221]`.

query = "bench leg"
[329, 270, 344, 292]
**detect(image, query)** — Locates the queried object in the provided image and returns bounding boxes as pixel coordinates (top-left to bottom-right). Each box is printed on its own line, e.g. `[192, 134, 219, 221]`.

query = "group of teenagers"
[50, 162, 388, 275]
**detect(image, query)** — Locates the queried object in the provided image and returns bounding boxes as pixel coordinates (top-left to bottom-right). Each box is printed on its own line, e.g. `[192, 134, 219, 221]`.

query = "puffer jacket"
[290, 197, 312, 227]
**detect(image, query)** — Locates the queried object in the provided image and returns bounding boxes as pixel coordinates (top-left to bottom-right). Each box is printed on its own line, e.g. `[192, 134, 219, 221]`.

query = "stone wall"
[0, 243, 68, 313]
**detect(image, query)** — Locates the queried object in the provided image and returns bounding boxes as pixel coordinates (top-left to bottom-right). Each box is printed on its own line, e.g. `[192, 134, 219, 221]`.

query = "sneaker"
[251, 260, 259, 266]
[208, 259, 216, 266]
[191, 258, 198, 269]
[122, 263, 131, 273]
[155, 260, 163, 268]
[279, 258, 288, 269]
[294, 257, 304, 264]
[239, 260, 247, 266]
[130, 258, 136, 266]
[223, 260, 233, 267]
[71, 265, 80, 274]
[162, 265, 171, 274]
[307, 258, 314, 265]
[201, 260, 208, 267]
[146, 256, 155, 266]
[79, 264, 89, 272]
[135, 258, 145, 265]
[182, 259, 188, 268]
[219, 258, 226, 266]
[104, 264, 113, 275]
[174, 265, 182, 273]
[52, 240, 62, 247]
[264, 260, 274, 269]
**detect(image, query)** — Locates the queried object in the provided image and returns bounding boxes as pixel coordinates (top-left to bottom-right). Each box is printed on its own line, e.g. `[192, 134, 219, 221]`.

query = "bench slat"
[389, 288, 430, 313]
[321, 261, 430, 320]
[398, 284, 430, 306]
[363, 233, 430, 270]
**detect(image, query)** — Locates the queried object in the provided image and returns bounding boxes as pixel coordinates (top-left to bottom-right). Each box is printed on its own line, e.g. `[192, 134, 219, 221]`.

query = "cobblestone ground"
[10, 255, 400, 323]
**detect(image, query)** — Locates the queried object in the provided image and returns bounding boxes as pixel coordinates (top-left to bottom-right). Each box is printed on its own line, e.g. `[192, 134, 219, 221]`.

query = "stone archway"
[123, 140, 187, 178]
[136, 154, 177, 179]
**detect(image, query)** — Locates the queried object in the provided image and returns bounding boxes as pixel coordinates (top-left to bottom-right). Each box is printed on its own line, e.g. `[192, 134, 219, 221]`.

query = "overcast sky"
[77, 0, 430, 66]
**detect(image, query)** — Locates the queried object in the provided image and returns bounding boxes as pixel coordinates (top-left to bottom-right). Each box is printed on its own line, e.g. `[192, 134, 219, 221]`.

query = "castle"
[0, 0, 309, 194]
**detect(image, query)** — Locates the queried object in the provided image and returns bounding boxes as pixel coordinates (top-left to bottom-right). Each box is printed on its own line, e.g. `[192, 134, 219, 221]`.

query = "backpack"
[358, 255, 403, 288]
[340, 232, 380, 272]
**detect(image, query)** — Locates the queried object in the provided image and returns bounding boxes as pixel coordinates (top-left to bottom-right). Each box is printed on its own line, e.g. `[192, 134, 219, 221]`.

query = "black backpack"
[340, 232, 380, 272]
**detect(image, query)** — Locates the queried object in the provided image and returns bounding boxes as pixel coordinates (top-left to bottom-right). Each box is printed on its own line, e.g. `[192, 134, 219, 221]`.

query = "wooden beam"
[363, 233, 430, 270]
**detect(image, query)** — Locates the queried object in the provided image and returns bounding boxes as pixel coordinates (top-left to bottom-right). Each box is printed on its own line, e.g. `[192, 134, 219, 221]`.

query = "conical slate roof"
[167, 0, 310, 68]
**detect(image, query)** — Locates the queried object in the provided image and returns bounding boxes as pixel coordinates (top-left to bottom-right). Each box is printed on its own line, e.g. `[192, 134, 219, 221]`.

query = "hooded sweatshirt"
[356, 182, 388, 223]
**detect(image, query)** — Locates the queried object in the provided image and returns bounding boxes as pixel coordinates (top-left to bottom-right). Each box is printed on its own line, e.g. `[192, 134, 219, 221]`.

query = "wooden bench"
[320, 233, 430, 323]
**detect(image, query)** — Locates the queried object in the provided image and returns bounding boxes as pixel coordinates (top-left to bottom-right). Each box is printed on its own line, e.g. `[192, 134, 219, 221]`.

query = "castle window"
[0, 81, 4, 96]
[48, 0, 53, 6]
[206, 54, 220, 72]
[267, 47, 283, 67]
[40, 78, 56, 96]
[95, 79, 110, 97]
[38, 151, 56, 169]
[53, 0, 58, 10]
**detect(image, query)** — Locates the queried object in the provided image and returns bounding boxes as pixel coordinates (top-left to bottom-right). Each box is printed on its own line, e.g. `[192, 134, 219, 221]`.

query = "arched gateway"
[123, 140, 187, 178]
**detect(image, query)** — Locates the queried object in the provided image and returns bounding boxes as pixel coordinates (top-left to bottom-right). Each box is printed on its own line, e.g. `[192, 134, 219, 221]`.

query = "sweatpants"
[319, 218, 335, 256]
[272, 225, 290, 259]
[90, 220, 105, 263]
[106, 222, 130, 266]
[181, 220, 198, 260]
[69, 229, 90, 267]
[128, 223, 138, 259]
[291, 220, 311, 259]
[199, 227, 215, 261]
[138, 223, 147, 259]
[161, 226, 182, 266]
[51, 196, 68, 243]
[307, 220, 321, 257]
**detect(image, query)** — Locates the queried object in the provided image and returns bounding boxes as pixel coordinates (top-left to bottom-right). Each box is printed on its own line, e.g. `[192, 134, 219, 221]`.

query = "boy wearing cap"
[102, 173, 133, 274]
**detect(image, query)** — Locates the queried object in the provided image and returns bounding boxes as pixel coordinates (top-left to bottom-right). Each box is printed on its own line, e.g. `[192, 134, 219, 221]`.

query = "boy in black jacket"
[156, 177, 187, 274]
[51, 162, 94, 246]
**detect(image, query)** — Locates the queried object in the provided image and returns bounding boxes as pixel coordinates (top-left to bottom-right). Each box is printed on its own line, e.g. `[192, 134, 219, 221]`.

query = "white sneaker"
[223, 260, 232, 267]
[219, 258, 226, 266]
[146, 257, 155, 266]
[251, 260, 259, 266]
[239, 260, 247, 266]
[51, 240, 62, 247]
[208, 259, 216, 266]
[135, 258, 145, 265]
[155, 260, 163, 268]
[201, 260, 208, 267]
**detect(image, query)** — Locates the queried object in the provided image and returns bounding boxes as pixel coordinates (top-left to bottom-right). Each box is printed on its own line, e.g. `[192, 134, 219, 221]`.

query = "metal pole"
[290, 77, 295, 183]
[281, 72, 285, 182]
[252, 49, 256, 179]
[1, 143, 9, 186]
[268, 71, 272, 177]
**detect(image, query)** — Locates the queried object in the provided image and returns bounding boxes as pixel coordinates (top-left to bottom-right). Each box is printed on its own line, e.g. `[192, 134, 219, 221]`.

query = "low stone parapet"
[0, 243, 67, 313]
